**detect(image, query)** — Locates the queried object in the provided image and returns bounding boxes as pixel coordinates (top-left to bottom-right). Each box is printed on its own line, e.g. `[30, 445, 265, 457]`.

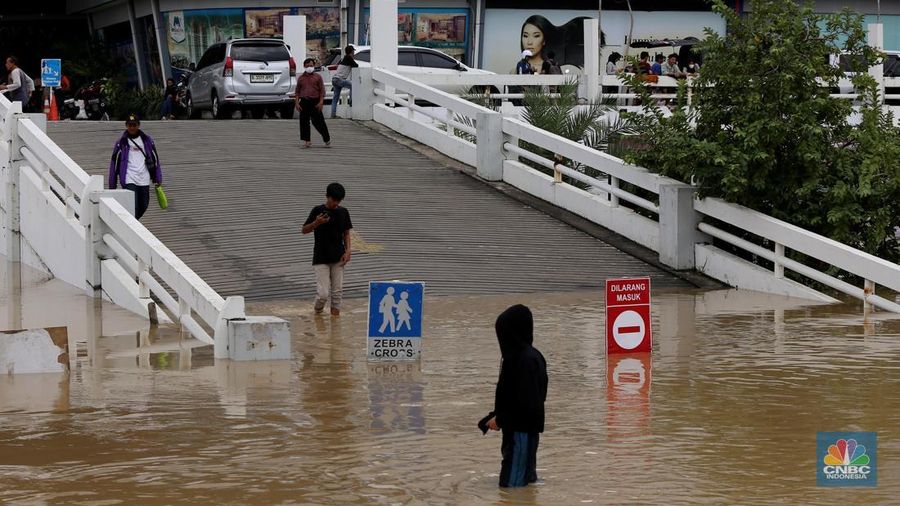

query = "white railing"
[694, 198, 900, 313]
[366, 67, 900, 312]
[0, 93, 250, 354]
[371, 68, 677, 256]
[397, 72, 893, 107]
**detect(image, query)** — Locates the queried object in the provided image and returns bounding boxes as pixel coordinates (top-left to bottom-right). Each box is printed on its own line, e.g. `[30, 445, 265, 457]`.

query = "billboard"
[245, 8, 292, 38]
[482, 9, 725, 73]
[164, 7, 340, 68]
[165, 9, 245, 69]
[363, 8, 469, 63]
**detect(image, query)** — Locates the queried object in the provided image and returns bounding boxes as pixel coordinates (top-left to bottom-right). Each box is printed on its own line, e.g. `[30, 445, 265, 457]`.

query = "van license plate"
[250, 74, 275, 83]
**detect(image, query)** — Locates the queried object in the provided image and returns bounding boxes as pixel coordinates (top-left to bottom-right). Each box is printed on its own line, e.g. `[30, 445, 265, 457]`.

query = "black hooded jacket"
[493, 304, 548, 433]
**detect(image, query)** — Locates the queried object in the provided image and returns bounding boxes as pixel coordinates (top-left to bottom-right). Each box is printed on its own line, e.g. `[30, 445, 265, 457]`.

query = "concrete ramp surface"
[50, 120, 691, 300]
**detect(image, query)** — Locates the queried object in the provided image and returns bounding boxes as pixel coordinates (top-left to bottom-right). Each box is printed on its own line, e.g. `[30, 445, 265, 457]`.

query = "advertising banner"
[164, 7, 339, 69]
[482, 9, 725, 74]
[165, 9, 245, 70]
[363, 9, 469, 64]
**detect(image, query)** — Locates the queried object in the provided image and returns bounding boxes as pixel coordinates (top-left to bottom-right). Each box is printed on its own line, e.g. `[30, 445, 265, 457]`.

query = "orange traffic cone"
[49, 93, 59, 121]
[43, 96, 51, 116]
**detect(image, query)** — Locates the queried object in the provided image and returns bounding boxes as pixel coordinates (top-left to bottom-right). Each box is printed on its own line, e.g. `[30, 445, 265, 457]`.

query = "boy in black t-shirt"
[302, 183, 353, 316]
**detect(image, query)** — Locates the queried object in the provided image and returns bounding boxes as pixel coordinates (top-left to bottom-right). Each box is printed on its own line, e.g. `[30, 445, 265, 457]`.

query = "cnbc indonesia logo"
[819, 434, 876, 487]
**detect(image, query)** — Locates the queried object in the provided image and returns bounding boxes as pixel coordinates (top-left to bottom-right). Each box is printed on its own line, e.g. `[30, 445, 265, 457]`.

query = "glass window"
[230, 43, 289, 62]
[398, 50, 418, 66]
[196, 48, 213, 70]
[355, 50, 371, 63]
[419, 51, 458, 69]
[214, 45, 227, 63]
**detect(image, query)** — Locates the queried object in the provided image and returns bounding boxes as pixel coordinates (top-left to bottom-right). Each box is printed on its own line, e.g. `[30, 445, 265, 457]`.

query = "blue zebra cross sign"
[367, 281, 425, 361]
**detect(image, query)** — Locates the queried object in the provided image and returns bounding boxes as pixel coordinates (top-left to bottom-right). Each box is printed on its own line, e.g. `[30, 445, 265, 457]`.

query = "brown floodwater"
[2, 281, 900, 504]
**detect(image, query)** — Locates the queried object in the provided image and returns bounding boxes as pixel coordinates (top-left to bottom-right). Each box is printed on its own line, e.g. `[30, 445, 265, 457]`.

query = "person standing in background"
[331, 45, 358, 119]
[0, 56, 35, 110]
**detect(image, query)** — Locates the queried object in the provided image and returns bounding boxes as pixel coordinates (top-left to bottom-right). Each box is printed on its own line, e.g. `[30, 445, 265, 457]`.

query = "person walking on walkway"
[295, 58, 331, 148]
[302, 182, 352, 316]
[331, 45, 358, 118]
[0, 56, 35, 109]
[485, 304, 548, 488]
[108, 114, 163, 220]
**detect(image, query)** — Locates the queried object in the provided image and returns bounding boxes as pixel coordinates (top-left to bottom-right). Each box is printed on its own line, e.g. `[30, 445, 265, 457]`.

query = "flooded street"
[2, 285, 900, 504]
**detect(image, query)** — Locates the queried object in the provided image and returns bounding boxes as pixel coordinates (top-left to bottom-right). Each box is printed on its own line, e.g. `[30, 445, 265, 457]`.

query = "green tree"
[622, 0, 900, 259]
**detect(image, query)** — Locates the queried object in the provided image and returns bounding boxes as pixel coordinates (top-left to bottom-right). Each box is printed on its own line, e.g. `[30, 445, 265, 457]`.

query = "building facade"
[64, 0, 894, 89]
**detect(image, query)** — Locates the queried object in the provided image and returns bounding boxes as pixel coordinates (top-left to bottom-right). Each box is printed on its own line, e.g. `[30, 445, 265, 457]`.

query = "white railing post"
[869, 23, 885, 106]
[774, 242, 785, 278]
[370, 0, 398, 111]
[659, 183, 707, 270]
[864, 278, 875, 311]
[79, 175, 105, 296]
[2, 101, 23, 262]
[445, 109, 456, 138]
[214, 295, 245, 360]
[64, 187, 74, 219]
[137, 259, 150, 298]
[609, 176, 620, 207]
[553, 155, 563, 183]
[582, 18, 600, 102]
[475, 110, 503, 181]
[352, 67, 376, 121]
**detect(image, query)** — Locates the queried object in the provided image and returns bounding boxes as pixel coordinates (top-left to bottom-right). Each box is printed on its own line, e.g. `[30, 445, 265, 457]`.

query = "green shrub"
[103, 78, 164, 121]
[620, 0, 900, 260]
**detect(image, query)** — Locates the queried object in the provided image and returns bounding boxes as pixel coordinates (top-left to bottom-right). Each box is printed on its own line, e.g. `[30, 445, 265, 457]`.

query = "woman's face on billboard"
[521, 23, 545, 56]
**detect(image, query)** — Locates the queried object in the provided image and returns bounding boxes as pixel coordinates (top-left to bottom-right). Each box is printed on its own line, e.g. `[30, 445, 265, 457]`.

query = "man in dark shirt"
[302, 182, 352, 316]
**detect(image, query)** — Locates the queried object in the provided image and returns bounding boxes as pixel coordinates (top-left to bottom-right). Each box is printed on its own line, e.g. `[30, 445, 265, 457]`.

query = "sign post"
[41, 59, 61, 88]
[367, 281, 425, 361]
[41, 59, 62, 121]
[605, 277, 652, 354]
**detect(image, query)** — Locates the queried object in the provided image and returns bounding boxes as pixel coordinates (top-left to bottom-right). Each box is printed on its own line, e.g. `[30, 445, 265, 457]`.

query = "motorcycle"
[173, 70, 192, 118]
[75, 80, 108, 121]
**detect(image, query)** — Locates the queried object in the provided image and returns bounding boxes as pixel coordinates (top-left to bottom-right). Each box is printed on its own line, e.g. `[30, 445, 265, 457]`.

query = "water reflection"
[368, 362, 425, 434]
[2, 282, 900, 503]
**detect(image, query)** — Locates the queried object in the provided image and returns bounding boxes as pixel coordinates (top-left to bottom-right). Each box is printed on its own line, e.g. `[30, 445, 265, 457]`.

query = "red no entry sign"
[605, 277, 651, 354]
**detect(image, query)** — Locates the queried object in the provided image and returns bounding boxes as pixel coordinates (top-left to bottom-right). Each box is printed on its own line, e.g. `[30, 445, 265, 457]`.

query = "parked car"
[318, 45, 494, 96]
[186, 38, 296, 119]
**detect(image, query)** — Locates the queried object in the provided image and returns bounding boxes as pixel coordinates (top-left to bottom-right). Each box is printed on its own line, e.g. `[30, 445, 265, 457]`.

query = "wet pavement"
[2, 282, 900, 504]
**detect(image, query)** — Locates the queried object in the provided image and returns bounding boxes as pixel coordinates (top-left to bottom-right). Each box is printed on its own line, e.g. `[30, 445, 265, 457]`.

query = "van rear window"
[231, 44, 290, 62]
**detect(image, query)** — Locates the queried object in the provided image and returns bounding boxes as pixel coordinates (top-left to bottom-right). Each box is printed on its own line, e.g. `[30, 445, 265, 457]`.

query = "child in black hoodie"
[485, 304, 548, 487]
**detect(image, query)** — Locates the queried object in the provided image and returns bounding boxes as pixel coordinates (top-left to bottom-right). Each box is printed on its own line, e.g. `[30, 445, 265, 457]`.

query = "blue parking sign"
[368, 281, 425, 360]
[41, 59, 61, 88]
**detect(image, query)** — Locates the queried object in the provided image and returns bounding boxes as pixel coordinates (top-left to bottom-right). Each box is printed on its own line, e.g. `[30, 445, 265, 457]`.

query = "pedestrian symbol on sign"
[368, 281, 425, 361]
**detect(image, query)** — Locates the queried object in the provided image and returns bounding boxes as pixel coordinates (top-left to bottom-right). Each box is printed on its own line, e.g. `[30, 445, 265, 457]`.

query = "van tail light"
[289, 57, 297, 77]
[327, 65, 338, 71]
[224, 56, 233, 77]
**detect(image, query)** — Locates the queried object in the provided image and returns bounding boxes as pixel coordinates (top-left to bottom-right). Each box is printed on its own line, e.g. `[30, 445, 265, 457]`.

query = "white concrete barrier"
[0, 327, 69, 374]
[0, 94, 289, 359]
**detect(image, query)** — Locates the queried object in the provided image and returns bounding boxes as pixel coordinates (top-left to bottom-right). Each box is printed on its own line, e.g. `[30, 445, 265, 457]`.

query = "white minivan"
[187, 38, 297, 119]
